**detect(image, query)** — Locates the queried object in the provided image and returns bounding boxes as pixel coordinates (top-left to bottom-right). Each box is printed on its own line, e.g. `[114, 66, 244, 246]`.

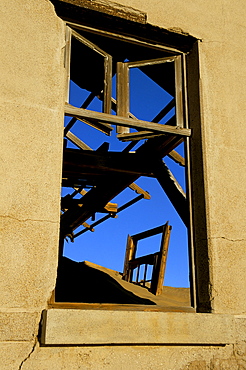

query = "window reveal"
[55, 23, 194, 308]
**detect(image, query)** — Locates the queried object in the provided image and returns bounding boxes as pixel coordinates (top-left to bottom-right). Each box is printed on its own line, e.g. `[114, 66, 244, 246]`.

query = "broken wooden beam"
[62, 148, 155, 178]
[64, 104, 191, 137]
[60, 135, 183, 239]
[153, 160, 188, 227]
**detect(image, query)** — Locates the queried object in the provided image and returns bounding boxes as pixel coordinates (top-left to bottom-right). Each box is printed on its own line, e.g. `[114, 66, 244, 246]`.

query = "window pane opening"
[55, 25, 193, 310]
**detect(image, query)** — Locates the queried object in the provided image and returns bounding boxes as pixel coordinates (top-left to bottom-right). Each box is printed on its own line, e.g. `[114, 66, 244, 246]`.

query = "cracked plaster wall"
[0, 0, 65, 368]
[0, 0, 246, 369]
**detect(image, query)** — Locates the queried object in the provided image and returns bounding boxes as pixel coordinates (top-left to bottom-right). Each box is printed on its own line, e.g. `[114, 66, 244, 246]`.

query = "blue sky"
[63, 67, 189, 288]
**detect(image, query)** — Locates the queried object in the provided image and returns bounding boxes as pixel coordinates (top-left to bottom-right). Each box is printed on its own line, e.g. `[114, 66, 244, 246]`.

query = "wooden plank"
[116, 62, 130, 134]
[65, 104, 191, 137]
[66, 131, 93, 150]
[127, 56, 176, 68]
[175, 55, 184, 128]
[104, 55, 112, 114]
[72, 115, 112, 136]
[151, 223, 172, 295]
[168, 150, 185, 166]
[117, 131, 164, 141]
[128, 183, 151, 199]
[129, 252, 158, 268]
[131, 224, 166, 241]
[122, 235, 137, 281]
[64, 1, 147, 24]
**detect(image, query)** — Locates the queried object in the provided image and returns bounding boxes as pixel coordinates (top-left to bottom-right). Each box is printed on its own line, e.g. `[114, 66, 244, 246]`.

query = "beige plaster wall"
[0, 0, 65, 309]
[0, 1, 65, 366]
[19, 343, 246, 370]
[1, 0, 246, 368]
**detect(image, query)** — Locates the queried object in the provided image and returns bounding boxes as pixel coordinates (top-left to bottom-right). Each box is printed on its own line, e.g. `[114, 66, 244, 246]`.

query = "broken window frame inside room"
[49, 9, 207, 312]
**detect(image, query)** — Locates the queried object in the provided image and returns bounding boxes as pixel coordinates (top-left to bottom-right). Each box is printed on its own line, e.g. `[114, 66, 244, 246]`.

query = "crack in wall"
[0, 214, 58, 224]
[209, 236, 245, 242]
[17, 312, 44, 369]
[18, 338, 38, 370]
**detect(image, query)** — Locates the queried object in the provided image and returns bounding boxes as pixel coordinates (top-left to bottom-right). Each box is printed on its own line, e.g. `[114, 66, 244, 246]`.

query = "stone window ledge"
[41, 309, 235, 345]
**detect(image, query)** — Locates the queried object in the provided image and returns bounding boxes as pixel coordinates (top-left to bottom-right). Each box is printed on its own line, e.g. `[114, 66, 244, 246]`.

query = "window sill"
[41, 308, 234, 345]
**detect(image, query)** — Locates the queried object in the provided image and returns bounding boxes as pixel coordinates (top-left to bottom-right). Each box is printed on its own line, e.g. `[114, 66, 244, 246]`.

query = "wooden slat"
[66, 131, 93, 150]
[104, 56, 112, 114]
[118, 131, 164, 141]
[72, 116, 112, 136]
[116, 62, 130, 134]
[65, 104, 191, 137]
[131, 224, 166, 241]
[168, 150, 185, 166]
[128, 252, 158, 268]
[151, 223, 172, 295]
[127, 56, 176, 68]
[122, 235, 137, 281]
[128, 183, 151, 199]
[175, 55, 184, 128]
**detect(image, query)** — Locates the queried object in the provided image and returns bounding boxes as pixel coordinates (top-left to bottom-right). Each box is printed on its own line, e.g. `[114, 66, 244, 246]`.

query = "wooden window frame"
[52, 20, 206, 313]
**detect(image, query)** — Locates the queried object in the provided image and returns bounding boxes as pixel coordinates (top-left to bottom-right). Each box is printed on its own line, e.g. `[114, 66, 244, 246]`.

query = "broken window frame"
[52, 21, 197, 311]
[116, 55, 184, 134]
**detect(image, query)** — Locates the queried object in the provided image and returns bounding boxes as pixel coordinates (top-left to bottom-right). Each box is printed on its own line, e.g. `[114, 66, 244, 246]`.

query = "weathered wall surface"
[0, 0, 65, 309]
[0, 0, 246, 369]
[0, 0, 65, 368]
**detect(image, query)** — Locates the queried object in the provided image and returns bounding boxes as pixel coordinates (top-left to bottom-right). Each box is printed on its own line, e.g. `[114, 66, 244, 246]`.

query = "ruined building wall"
[0, 0, 246, 369]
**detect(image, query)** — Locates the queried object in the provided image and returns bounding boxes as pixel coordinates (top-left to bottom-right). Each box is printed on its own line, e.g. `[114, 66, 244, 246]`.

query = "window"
[52, 19, 199, 312]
